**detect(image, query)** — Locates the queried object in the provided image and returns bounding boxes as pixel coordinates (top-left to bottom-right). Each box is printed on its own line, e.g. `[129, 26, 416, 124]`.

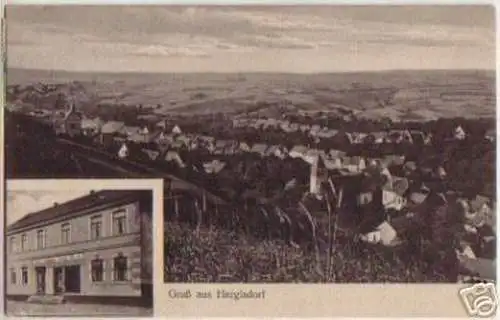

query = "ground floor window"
[10, 269, 16, 284]
[91, 258, 104, 282]
[113, 253, 128, 281]
[21, 267, 28, 285]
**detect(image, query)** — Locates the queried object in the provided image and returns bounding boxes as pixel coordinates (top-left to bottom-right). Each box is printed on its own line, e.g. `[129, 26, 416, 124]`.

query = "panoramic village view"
[5, 5, 496, 286]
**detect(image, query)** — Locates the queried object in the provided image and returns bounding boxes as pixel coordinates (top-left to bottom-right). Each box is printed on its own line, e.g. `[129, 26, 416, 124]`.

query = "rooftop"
[7, 190, 150, 234]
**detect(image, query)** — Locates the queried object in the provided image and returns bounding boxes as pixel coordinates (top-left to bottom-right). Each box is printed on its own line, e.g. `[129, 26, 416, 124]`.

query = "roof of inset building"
[7, 190, 150, 234]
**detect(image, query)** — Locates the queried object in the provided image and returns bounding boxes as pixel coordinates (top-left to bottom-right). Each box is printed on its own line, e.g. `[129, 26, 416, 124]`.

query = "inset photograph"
[5, 181, 157, 317]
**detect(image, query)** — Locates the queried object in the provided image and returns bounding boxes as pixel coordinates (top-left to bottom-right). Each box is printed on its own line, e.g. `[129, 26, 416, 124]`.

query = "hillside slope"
[7, 68, 495, 121]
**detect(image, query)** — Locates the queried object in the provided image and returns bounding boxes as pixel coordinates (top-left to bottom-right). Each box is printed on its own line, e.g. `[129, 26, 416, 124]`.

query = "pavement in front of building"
[6, 300, 153, 317]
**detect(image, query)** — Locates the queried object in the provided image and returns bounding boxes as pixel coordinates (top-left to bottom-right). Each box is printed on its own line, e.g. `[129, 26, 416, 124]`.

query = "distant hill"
[6, 68, 495, 121]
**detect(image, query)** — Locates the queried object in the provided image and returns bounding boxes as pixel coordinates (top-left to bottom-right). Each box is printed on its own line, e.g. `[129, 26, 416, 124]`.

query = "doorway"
[35, 267, 46, 294]
[53, 267, 65, 294]
[64, 265, 81, 293]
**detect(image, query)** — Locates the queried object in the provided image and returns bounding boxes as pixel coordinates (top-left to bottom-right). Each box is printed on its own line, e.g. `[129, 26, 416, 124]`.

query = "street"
[6, 300, 153, 317]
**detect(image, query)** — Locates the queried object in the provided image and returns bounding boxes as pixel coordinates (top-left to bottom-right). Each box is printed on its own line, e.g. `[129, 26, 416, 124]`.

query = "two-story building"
[6, 190, 153, 306]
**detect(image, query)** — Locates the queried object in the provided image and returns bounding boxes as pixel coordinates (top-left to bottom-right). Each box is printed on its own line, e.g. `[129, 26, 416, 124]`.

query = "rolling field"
[7, 68, 495, 121]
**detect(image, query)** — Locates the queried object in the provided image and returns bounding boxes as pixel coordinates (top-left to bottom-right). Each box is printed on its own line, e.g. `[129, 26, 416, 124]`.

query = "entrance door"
[53, 267, 65, 294]
[35, 267, 46, 294]
[64, 265, 81, 293]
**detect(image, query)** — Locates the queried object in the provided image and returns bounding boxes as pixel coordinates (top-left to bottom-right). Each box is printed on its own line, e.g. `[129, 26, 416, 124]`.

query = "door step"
[27, 295, 65, 304]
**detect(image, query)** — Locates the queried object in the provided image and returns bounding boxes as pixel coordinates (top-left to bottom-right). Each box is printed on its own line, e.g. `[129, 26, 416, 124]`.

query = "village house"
[212, 140, 232, 155]
[351, 132, 368, 144]
[6, 190, 153, 305]
[154, 132, 174, 145]
[316, 129, 338, 139]
[330, 131, 354, 148]
[382, 177, 409, 211]
[250, 143, 269, 157]
[100, 121, 125, 146]
[121, 126, 141, 138]
[309, 124, 322, 136]
[117, 142, 129, 159]
[238, 142, 252, 153]
[322, 156, 343, 171]
[409, 130, 431, 145]
[382, 155, 406, 168]
[454, 125, 466, 140]
[141, 148, 160, 161]
[387, 130, 413, 144]
[53, 102, 83, 138]
[164, 151, 186, 169]
[81, 118, 103, 137]
[328, 149, 346, 159]
[485, 128, 495, 142]
[299, 124, 311, 133]
[265, 145, 288, 159]
[155, 120, 167, 131]
[363, 132, 387, 144]
[128, 131, 160, 144]
[288, 123, 300, 132]
[359, 221, 400, 247]
[171, 125, 182, 135]
[289, 145, 309, 160]
[342, 156, 366, 173]
[203, 160, 226, 174]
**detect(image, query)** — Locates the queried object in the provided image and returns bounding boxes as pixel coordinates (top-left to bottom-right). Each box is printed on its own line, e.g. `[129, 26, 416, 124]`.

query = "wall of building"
[6, 199, 147, 298]
[8, 202, 140, 258]
[7, 245, 141, 297]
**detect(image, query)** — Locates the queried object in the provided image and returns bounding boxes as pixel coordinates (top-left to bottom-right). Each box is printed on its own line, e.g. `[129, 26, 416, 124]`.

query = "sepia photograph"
[4, 182, 155, 317]
[3, 4, 497, 316]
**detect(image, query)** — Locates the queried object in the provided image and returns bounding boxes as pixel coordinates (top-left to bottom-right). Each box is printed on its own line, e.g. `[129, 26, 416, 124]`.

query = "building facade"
[6, 190, 152, 305]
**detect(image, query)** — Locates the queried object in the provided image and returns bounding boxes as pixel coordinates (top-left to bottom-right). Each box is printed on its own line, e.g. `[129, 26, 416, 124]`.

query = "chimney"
[53, 202, 59, 207]
[90, 190, 95, 194]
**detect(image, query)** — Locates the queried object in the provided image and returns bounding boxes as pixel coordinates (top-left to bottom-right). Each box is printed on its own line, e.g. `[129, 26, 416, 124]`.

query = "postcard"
[3, 4, 497, 318]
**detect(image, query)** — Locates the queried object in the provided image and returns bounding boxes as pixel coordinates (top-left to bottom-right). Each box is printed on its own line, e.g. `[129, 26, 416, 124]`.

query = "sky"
[6, 5, 496, 73]
[6, 190, 92, 226]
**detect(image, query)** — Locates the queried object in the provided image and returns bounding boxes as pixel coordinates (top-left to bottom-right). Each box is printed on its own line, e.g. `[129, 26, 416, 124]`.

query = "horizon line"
[7, 67, 496, 76]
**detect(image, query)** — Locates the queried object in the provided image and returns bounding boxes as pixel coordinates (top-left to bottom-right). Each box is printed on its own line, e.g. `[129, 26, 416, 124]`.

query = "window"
[91, 257, 104, 282]
[90, 216, 102, 240]
[10, 269, 16, 284]
[9, 237, 16, 253]
[112, 210, 127, 236]
[21, 267, 28, 285]
[113, 254, 128, 281]
[36, 230, 46, 249]
[61, 223, 71, 244]
[21, 234, 27, 251]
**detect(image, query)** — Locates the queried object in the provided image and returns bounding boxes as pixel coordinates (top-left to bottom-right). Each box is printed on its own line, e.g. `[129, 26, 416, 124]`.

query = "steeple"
[64, 98, 76, 120]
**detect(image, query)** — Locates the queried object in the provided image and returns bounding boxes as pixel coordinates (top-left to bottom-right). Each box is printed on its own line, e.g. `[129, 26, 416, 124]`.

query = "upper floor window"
[36, 230, 46, 249]
[91, 257, 104, 282]
[9, 237, 16, 253]
[61, 223, 71, 244]
[90, 215, 102, 240]
[113, 253, 128, 281]
[21, 234, 27, 251]
[112, 210, 127, 236]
